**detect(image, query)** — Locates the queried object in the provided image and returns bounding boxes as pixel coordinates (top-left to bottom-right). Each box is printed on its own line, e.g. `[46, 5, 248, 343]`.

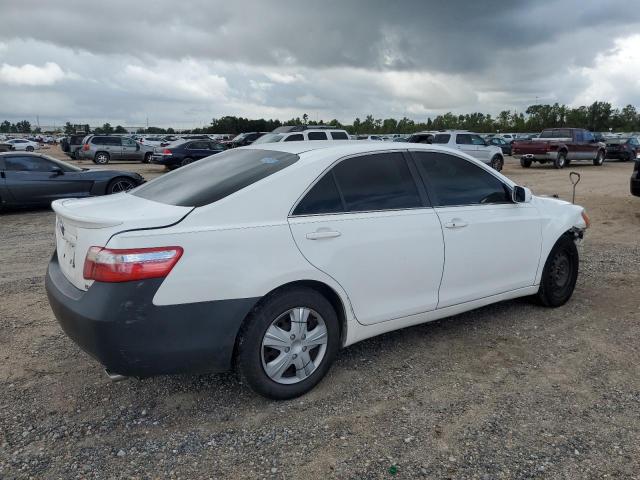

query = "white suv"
[432, 131, 505, 171]
[254, 126, 350, 144]
[46, 142, 588, 399]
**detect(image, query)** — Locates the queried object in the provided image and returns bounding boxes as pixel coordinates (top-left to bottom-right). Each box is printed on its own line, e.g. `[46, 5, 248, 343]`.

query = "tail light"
[82, 143, 90, 151]
[581, 210, 591, 229]
[162, 148, 172, 155]
[83, 246, 183, 282]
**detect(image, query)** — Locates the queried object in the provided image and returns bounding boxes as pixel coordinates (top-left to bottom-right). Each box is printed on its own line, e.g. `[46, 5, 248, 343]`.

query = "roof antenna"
[570, 172, 581, 204]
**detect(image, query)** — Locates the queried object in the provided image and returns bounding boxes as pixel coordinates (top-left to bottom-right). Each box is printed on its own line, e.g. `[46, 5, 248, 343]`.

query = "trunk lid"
[52, 193, 193, 291]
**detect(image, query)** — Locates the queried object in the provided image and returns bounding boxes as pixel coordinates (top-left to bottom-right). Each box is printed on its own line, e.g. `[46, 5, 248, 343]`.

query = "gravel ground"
[1, 148, 639, 479]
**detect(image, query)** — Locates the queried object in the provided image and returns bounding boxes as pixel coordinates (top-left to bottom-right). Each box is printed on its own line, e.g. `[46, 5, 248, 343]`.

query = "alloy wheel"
[110, 179, 135, 193]
[261, 307, 328, 385]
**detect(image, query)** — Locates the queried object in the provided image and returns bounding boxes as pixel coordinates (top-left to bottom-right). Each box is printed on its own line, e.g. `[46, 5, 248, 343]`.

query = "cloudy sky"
[1, 0, 640, 128]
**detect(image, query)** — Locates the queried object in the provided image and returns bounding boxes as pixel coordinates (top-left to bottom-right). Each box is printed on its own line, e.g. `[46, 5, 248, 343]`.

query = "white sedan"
[45, 142, 589, 399]
[5, 138, 40, 151]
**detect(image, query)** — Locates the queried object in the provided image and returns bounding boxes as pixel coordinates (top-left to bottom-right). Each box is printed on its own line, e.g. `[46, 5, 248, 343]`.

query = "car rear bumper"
[45, 252, 259, 377]
[631, 176, 640, 197]
[150, 155, 179, 166]
[518, 152, 555, 161]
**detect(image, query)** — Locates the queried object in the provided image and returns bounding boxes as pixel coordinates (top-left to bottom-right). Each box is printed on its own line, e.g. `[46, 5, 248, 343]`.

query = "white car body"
[432, 131, 504, 169]
[254, 129, 350, 144]
[5, 138, 40, 151]
[138, 137, 165, 147]
[46, 142, 587, 397]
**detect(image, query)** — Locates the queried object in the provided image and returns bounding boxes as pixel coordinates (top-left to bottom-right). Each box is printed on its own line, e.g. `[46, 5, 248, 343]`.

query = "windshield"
[45, 155, 83, 172]
[253, 134, 284, 144]
[133, 149, 299, 207]
[231, 134, 246, 142]
[606, 138, 629, 144]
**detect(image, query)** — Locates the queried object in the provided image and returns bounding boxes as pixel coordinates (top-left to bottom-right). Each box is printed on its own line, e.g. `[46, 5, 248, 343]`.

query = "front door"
[121, 137, 140, 161]
[288, 151, 445, 325]
[455, 133, 478, 159]
[412, 150, 542, 308]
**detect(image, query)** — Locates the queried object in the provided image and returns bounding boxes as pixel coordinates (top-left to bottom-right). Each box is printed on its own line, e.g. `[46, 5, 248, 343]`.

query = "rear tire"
[536, 235, 579, 307]
[520, 158, 532, 168]
[490, 155, 504, 171]
[554, 151, 567, 169]
[237, 287, 340, 400]
[181, 157, 194, 167]
[94, 152, 110, 164]
[593, 150, 605, 166]
[26, 146, 34, 152]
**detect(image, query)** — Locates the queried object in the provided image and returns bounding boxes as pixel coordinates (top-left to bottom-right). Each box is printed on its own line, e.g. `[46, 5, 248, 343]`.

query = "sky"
[1, 0, 640, 129]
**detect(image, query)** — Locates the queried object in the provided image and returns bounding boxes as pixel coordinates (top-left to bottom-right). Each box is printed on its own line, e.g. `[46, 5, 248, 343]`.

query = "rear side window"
[432, 134, 450, 144]
[188, 141, 209, 149]
[456, 134, 472, 145]
[330, 131, 348, 140]
[332, 152, 421, 212]
[414, 152, 510, 206]
[293, 172, 344, 215]
[133, 149, 299, 207]
[284, 134, 304, 142]
[92, 137, 120, 146]
[308, 132, 327, 140]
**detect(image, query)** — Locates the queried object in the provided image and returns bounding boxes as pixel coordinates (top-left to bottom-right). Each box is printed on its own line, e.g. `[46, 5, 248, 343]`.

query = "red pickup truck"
[512, 128, 606, 169]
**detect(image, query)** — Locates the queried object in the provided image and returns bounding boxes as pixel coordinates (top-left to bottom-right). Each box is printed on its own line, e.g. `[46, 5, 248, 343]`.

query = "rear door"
[412, 151, 542, 308]
[3, 155, 93, 204]
[288, 151, 445, 325]
[455, 133, 478, 158]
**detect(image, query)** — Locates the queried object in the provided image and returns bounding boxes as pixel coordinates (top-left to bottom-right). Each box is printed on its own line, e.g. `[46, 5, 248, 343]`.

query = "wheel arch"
[232, 279, 349, 364]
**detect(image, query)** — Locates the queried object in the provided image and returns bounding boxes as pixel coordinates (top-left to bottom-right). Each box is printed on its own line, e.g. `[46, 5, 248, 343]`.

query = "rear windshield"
[253, 133, 284, 144]
[133, 149, 299, 207]
[539, 129, 572, 139]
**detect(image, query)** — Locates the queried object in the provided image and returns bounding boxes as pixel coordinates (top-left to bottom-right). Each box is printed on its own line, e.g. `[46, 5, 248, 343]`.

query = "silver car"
[79, 135, 155, 164]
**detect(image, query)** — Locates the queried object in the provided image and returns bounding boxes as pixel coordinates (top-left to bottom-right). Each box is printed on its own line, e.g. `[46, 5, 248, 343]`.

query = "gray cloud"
[0, 0, 639, 127]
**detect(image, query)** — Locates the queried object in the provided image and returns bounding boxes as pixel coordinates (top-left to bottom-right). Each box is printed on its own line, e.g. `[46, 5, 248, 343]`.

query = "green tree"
[114, 125, 128, 133]
[63, 122, 75, 135]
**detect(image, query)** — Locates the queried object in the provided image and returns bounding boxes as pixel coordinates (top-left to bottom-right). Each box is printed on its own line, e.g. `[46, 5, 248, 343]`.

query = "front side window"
[414, 152, 511, 206]
[471, 135, 486, 145]
[133, 149, 299, 207]
[122, 138, 136, 147]
[4, 155, 55, 172]
[308, 132, 328, 140]
[332, 152, 421, 212]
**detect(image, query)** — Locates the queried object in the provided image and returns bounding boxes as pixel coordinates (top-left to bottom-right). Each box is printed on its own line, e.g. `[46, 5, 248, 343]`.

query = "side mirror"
[51, 167, 64, 176]
[513, 185, 532, 203]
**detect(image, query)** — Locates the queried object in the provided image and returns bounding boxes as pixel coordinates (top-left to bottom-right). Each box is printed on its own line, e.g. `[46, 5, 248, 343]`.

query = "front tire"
[593, 150, 605, 166]
[520, 158, 532, 168]
[94, 152, 110, 164]
[554, 151, 567, 169]
[490, 155, 504, 171]
[237, 287, 340, 400]
[143, 152, 152, 164]
[537, 235, 579, 307]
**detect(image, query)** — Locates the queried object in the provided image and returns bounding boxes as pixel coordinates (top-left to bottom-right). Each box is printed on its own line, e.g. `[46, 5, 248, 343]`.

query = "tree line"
[3, 101, 640, 136]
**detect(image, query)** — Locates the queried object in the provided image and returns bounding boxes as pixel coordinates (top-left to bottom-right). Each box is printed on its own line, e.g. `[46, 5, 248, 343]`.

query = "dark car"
[0, 142, 14, 152]
[228, 132, 267, 148]
[61, 134, 88, 160]
[632, 155, 640, 197]
[487, 136, 513, 155]
[0, 152, 144, 208]
[605, 137, 639, 161]
[151, 139, 225, 169]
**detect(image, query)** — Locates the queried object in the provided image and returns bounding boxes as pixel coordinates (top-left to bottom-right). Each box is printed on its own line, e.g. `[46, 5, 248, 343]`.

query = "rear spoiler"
[52, 199, 123, 229]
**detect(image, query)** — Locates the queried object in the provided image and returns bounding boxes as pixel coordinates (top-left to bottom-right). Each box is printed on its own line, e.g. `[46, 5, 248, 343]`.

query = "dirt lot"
[1, 146, 639, 479]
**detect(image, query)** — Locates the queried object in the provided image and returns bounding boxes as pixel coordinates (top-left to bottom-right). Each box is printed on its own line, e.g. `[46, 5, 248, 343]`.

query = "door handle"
[444, 219, 468, 229]
[306, 230, 341, 240]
